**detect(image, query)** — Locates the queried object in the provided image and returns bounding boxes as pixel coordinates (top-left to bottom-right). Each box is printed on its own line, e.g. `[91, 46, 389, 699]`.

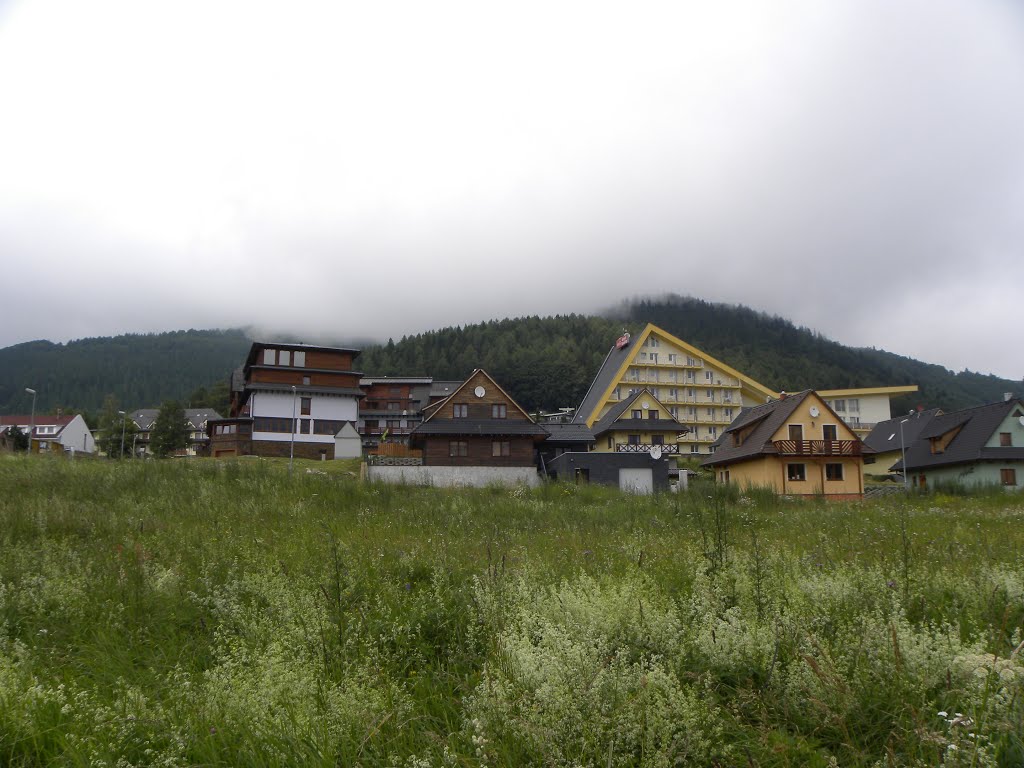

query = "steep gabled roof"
[573, 324, 776, 426]
[895, 398, 1024, 471]
[413, 369, 549, 439]
[863, 408, 942, 454]
[701, 391, 811, 467]
[590, 388, 686, 437]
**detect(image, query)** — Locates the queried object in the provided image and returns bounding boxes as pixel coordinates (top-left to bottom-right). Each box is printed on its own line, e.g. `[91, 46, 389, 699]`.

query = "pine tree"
[150, 400, 190, 458]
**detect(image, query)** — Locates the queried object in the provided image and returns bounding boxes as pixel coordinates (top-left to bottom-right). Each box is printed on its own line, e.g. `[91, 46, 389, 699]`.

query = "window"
[648, 411, 659, 420]
[293, 351, 305, 367]
[787, 463, 806, 481]
[491, 441, 511, 457]
[390, 386, 402, 395]
[279, 350, 291, 366]
[705, 371, 713, 381]
[453, 404, 468, 418]
[314, 420, 347, 435]
[301, 418, 312, 434]
[706, 389, 715, 400]
[302, 376, 311, 386]
[639, 353, 647, 361]
[628, 434, 641, 445]
[648, 337, 659, 347]
[1000, 432, 1013, 447]
[687, 388, 695, 398]
[669, 406, 679, 419]
[263, 349, 276, 365]
[848, 399, 860, 414]
[300, 397, 311, 416]
[686, 370, 695, 380]
[608, 437, 613, 449]
[652, 434, 664, 445]
[614, 387, 621, 399]
[253, 417, 293, 433]
[707, 407, 714, 417]
[686, 356, 696, 366]
[668, 353, 677, 363]
[825, 463, 844, 481]
[668, 388, 678, 400]
[833, 399, 846, 412]
[387, 401, 401, 411]
[823, 424, 837, 441]
[1001, 468, 1017, 486]
[690, 445, 699, 454]
[449, 441, 468, 457]
[632, 409, 643, 419]
[724, 408, 734, 419]
[708, 426, 717, 437]
[492, 404, 507, 419]
[650, 353, 658, 364]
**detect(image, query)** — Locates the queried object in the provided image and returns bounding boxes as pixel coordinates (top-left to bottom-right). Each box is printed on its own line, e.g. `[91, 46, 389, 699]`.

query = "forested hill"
[359, 296, 1020, 413]
[2, 297, 1019, 417]
[0, 330, 251, 416]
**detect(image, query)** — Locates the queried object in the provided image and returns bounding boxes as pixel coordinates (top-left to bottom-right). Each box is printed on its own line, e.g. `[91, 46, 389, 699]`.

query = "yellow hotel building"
[573, 323, 917, 457]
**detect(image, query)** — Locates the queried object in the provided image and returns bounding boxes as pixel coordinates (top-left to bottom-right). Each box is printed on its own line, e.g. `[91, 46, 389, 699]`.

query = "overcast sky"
[1, 0, 1022, 380]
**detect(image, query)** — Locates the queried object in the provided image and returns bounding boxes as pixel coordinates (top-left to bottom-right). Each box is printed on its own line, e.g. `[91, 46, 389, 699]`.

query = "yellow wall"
[722, 456, 863, 496]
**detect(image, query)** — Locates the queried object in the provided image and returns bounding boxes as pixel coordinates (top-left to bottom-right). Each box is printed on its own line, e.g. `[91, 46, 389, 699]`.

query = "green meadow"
[1, 456, 1022, 767]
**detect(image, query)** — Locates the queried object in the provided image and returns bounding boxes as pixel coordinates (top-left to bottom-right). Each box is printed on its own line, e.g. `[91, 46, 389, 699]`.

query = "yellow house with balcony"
[702, 390, 871, 498]
[590, 388, 688, 454]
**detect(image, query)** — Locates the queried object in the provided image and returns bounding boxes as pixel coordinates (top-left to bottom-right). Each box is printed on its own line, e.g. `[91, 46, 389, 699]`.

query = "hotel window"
[491, 441, 511, 457]
[453, 404, 468, 418]
[686, 370, 695, 380]
[705, 371, 713, 381]
[706, 389, 714, 400]
[492, 404, 507, 419]
[300, 397, 311, 416]
[639, 353, 647, 361]
[650, 353, 658, 364]
[724, 408, 734, 419]
[449, 441, 468, 457]
[387, 401, 401, 411]
[668, 353, 677, 363]
[825, 463, 844, 481]
[263, 349, 276, 365]
[1000, 432, 1012, 447]
[707, 407, 714, 417]
[848, 399, 860, 413]
[688, 407, 697, 417]
[690, 444, 699, 453]
[1001, 468, 1017, 486]
[787, 463, 806, 481]
[293, 351, 305, 367]
[279, 350, 291, 366]
[708, 426, 717, 437]
[833, 399, 846, 412]
[669, 406, 678, 418]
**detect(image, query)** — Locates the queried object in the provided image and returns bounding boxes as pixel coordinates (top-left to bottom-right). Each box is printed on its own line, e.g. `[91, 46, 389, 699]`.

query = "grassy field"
[1, 456, 1022, 767]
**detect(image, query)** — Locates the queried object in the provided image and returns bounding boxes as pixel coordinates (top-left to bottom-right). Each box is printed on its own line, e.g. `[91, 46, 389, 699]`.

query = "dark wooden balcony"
[772, 440, 862, 456]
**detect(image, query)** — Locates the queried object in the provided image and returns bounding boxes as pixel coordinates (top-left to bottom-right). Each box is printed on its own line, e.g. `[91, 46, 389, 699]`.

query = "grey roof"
[230, 367, 245, 393]
[542, 423, 595, 443]
[591, 388, 684, 437]
[360, 376, 433, 385]
[130, 408, 222, 431]
[573, 333, 637, 424]
[894, 398, 1024, 472]
[701, 390, 816, 467]
[411, 420, 549, 437]
[863, 409, 942, 453]
[430, 380, 463, 400]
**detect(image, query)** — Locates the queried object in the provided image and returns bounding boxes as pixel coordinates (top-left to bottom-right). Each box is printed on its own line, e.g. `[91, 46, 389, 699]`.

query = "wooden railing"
[616, 443, 679, 454]
[772, 440, 861, 456]
[369, 443, 422, 458]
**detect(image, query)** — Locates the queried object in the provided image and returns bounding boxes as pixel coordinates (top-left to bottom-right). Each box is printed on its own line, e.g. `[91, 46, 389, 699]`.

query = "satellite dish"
[809, 406, 820, 418]
[650, 445, 663, 460]
[474, 386, 486, 398]
[642, 401, 650, 409]
[1019, 416, 1024, 427]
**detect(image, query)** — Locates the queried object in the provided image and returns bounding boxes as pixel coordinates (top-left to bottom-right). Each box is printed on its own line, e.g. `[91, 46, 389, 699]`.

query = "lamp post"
[118, 410, 127, 460]
[899, 417, 910, 491]
[25, 388, 36, 454]
[289, 385, 297, 475]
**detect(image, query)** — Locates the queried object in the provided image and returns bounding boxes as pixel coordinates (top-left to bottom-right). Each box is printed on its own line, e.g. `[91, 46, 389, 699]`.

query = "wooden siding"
[250, 368, 361, 388]
[433, 371, 530, 422]
[423, 436, 534, 467]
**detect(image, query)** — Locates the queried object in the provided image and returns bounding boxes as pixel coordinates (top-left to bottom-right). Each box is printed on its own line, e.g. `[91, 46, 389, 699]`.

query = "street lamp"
[118, 410, 127, 460]
[289, 385, 297, 475]
[25, 388, 36, 454]
[899, 417, 911, 491]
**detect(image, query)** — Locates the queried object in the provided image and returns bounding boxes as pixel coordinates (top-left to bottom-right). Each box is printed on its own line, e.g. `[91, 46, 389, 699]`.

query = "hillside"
[0, 329, 251, 416]
[1, 296, 1019, 417]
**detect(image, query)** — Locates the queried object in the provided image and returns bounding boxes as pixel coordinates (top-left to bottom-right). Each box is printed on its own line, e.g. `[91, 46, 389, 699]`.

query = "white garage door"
[619, 468, 654, 494]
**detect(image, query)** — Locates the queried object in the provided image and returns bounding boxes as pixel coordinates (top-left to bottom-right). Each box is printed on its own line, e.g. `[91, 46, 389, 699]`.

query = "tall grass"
[1, 455, 1022, 766]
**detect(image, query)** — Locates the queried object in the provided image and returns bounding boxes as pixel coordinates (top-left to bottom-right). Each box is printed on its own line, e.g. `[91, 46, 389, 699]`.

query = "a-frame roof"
[591, 388, 687, 437]
[574, 323, 776, 427]
[413, 369, 549, 438]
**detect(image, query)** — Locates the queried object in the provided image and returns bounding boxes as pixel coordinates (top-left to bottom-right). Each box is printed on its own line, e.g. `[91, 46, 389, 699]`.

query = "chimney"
[56, 407, 63, 418]
[1005, 393, 1013, 402]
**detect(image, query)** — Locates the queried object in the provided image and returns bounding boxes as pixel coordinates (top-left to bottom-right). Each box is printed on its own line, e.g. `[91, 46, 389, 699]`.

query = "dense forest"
[1, 296, 1019, 419]
[0, 330, 250, 419]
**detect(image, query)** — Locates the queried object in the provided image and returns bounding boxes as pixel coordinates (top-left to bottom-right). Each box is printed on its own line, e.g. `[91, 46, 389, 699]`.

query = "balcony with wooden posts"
[772, 439, 862, 456]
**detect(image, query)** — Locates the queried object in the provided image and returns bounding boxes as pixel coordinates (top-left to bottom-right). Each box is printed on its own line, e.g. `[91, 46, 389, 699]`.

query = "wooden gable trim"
[612, 387, 679, 425]
[421, 369, 536, 424]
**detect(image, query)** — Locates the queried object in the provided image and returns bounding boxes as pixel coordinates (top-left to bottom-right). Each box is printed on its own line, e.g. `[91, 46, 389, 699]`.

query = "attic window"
[888, 433, 896, 441]
[294, 351, 306, 367]
[263, 349, 276, 365]
[929, 437, 943, 454]
[1000, 432, 1012, 447]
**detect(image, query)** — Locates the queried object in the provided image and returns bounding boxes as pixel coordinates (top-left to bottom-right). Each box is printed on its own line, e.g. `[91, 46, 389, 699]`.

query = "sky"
[1, 0, 1022, 380]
